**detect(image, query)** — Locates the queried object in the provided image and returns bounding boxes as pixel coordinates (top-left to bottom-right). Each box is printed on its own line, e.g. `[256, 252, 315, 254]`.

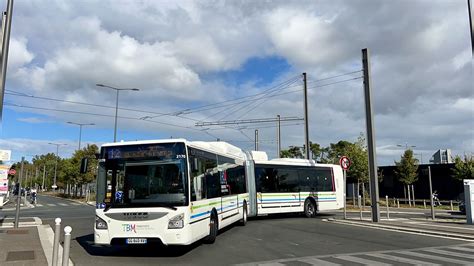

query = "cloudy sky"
[0, 0, 472, 166]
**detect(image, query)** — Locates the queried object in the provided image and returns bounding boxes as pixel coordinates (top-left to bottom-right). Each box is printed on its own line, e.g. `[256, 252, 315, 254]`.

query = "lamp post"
[96, 84, 139, 142]
[67, 122, 94, 150]
[48, 142, 67, 192]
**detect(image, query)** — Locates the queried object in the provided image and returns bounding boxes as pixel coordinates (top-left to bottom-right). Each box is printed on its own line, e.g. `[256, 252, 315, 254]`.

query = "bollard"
[358, 195, 362, 220]
[397, 199, 400, 208]
[423, 200, 426, 209]
[450, 200, 453, 211]
[386, 195, 390, 220]
[62, 226, 72, 266]
[52, 218, 61, 266]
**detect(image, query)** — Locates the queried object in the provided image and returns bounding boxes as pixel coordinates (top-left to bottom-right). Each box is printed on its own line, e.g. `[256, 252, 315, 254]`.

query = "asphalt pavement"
[2, 194, 474, 265]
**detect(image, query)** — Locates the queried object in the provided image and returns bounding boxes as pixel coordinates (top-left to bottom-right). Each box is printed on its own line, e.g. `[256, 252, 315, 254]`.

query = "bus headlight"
[168, 214, 184, 229]
[95, 216, 108, 230]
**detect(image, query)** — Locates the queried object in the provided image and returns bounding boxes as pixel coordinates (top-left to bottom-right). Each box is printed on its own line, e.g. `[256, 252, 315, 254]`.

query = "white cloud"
[17, 117, 50, 124]
[1, 0, 471, 166]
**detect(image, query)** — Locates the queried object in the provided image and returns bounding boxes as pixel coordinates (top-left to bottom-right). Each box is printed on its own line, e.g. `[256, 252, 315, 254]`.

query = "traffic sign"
[51, 184, 58, 189]
[8, 169, 16, 175]
[339, 156, 351, 170]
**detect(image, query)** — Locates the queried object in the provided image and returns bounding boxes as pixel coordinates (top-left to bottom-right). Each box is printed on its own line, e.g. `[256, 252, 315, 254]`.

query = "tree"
[280, 146, 303, 158]
[58, 144, 98, 197]
[395, 149, 419, 185]
[452, 155, 474, 181]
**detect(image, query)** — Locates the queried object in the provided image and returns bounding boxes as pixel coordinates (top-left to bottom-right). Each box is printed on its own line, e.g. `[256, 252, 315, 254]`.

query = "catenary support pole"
[302, 72, 310, 160]
[362, 48, 380, 222]
[254, 129, 258, 151]
[277, 115, 281, 158]
[0, 0, 14, 122]
[428, 166, 435, 220]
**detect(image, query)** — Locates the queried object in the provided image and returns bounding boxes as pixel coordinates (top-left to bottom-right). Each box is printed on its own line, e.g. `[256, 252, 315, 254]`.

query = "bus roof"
[188, 141, 246, 160]
[101, 138, 187, 147]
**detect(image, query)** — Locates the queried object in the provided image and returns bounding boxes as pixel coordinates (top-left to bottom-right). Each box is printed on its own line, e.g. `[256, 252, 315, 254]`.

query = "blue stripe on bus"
[191, 211, 210, 219]
[259, 198, 336, 202]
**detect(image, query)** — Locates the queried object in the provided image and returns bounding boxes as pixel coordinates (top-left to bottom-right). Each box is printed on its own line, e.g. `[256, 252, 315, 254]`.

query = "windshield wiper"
[155, 203, 177, 211]
[103, 204, 113, 212]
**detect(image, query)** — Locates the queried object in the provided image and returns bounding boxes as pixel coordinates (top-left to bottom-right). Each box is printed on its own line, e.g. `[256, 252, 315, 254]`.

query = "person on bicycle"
[30, 188, 37, 204]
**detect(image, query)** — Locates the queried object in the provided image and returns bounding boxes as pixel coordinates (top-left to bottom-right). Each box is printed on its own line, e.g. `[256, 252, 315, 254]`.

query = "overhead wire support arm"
[195, 117, 304, 127]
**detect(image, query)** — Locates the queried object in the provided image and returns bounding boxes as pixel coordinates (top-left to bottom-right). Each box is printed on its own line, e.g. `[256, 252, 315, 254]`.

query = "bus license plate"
[126, 238, 147, 244]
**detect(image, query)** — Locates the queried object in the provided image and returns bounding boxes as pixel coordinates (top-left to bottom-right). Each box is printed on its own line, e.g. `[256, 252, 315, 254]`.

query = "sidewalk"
[0, 217, 74, 265]
[0, 225, 48, 265]
[329, 208, 474, 241]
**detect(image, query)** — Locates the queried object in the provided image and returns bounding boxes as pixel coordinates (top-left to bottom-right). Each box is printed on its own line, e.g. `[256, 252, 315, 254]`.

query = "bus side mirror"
[80, 158, 88, 174]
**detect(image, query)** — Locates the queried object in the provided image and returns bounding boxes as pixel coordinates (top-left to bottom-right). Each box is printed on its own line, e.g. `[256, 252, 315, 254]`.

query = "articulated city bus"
[94, 139, 343, 246]
[247, 152, 344, 218]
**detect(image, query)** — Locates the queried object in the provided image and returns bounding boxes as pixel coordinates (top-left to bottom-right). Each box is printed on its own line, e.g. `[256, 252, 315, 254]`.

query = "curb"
[37, 223, 75, 266]
[326, 218, 474, 241]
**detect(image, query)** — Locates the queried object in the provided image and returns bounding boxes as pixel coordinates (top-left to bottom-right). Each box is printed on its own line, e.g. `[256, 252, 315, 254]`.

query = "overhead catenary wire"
[203, 76, 301, 121]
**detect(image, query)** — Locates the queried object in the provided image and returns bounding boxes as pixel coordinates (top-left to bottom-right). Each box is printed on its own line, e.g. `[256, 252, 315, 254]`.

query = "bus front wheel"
[304, 199, 317, 218]
[203, 213, 218, 244]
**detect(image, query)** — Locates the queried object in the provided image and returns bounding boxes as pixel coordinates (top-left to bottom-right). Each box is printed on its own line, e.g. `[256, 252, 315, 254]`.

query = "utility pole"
[428, 166, 435, 219]
[303, 73, 310, 160]
[362, 48, 380, 222]
[469, 0, 473, 53]
[254, 129, 259, 151]
[277, 115, 281, 158]
[0, 0, 13, 122]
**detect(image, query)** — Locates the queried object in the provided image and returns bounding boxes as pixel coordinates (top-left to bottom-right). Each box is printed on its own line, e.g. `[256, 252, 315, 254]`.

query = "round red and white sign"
[8, 169, 16, 175]
[339, 156, 351, 170]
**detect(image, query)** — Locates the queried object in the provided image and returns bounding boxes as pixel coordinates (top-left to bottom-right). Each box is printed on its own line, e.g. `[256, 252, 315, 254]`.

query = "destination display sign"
[102, 143, 186, 160]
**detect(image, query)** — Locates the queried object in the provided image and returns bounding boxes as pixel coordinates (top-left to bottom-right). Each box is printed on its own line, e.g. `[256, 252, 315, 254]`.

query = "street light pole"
[67, 122, 94, 150]
[48, 142, 66, 192]
[96, 84, 139, 142]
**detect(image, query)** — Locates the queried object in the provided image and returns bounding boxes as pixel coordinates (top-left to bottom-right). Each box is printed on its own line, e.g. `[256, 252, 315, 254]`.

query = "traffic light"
[80, 158, 88, 174]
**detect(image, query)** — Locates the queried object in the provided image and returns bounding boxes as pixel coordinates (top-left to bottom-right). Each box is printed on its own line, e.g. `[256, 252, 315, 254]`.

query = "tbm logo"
[122, 224, 137, 233]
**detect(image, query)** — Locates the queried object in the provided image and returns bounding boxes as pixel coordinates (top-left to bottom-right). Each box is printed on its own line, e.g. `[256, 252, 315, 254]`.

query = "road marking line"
[58, 203, 68, 206]
[327, 220, 474, 242]
[334, 255, 391, 265]
[298, 258, 341, 265]
[446, 246, 474, 253]
[70, 203, 80, 206]
[365, 253, 439, 265]
[428, 249, 474, 259]
[396, 250, 472, 264]
[47, 203, 56, 206]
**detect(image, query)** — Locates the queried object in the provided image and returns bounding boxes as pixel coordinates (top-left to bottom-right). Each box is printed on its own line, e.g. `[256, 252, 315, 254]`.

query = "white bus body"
[94, 139, 343, 246]
[95, 139, 248, 246]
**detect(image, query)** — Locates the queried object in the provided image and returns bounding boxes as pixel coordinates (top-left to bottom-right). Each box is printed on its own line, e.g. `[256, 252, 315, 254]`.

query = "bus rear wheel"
[304, 199, 317, 218]
[203, 213, 218, 244]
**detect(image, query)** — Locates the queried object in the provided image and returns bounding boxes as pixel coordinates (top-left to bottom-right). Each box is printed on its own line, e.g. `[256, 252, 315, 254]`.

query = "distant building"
[429, 149, 453, 164]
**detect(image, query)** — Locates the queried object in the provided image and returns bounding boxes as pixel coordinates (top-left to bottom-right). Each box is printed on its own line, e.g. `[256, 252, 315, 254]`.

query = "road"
[2, 194, 472, 265]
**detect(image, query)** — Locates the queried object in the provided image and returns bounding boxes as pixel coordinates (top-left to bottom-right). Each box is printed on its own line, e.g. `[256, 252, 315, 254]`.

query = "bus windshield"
[100, 142, 188, 208]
